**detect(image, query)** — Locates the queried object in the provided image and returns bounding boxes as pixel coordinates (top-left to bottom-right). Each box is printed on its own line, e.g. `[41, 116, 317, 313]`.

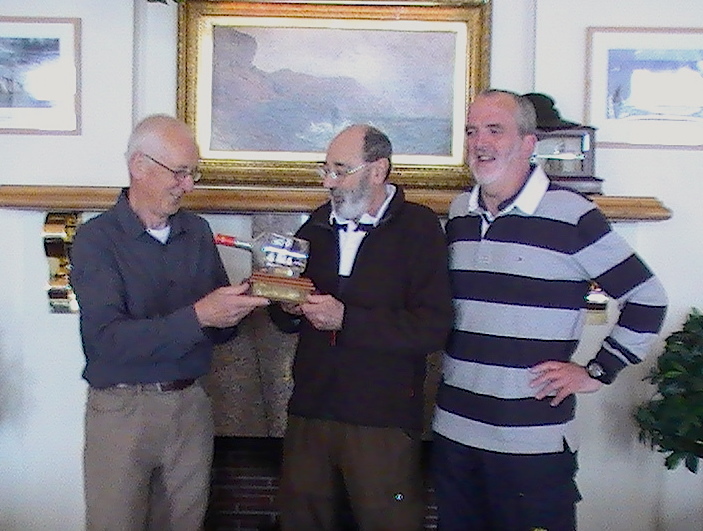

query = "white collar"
[467, 166, 549, 217]
[146, 225, 171, 244]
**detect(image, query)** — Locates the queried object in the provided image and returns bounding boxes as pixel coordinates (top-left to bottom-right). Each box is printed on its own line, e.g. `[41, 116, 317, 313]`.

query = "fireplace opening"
[205, 437, 437, 531]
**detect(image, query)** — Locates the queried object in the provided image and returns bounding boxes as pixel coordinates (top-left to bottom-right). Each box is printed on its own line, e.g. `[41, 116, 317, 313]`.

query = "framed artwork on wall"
[0, 17, 81, 135]
[177, 0, 491, 189]
[585, 26, 703, 149]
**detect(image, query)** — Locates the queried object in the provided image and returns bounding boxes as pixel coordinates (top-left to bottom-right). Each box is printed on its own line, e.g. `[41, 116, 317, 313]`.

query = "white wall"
[0, 0, 701, 529]
[0, 1, 133, 529]
[534, 2, 703, 530]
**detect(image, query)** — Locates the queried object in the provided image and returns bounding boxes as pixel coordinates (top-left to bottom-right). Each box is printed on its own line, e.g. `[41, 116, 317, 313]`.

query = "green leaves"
[635, 309, 703, 473]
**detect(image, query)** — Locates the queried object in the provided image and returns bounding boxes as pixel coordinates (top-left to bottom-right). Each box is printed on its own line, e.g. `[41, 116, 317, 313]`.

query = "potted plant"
[635, 308, 703, 473]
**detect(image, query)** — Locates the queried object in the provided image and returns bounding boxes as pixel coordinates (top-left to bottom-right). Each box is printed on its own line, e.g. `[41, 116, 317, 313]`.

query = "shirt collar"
[116, 188, 187, 240]
[467, 165, 549, 217]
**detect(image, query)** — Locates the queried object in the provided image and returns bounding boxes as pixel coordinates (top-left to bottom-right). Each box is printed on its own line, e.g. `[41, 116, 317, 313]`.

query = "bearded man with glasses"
[71, 114, 269, 531]
[270, 124, 453, 531]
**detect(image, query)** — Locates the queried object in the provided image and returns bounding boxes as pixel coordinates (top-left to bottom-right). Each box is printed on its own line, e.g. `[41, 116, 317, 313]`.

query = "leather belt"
[112, 379, 196, 392]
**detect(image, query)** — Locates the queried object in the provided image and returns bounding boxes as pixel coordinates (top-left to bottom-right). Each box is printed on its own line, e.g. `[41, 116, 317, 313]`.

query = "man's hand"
[194, 283, 269, 328]
[300, 294, 344, 331]
[279, 302, 304, 316]
[529, 361, 603, 407]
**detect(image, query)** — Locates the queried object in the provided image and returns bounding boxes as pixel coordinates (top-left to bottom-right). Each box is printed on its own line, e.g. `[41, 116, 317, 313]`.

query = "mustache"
[330, 189, 347, 203]
[471, 148, 494, 157]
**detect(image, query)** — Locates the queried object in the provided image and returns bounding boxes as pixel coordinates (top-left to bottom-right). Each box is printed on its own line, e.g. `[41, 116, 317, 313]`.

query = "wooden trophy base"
[249, 271, 315, 303]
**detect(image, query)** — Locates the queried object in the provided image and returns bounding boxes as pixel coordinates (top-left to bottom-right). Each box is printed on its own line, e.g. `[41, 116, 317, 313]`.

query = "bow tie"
[333, 221, 375, 232]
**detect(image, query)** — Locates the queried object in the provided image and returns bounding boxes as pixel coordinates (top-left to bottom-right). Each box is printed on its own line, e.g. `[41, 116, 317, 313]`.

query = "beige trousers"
[83, 383, 213, 531]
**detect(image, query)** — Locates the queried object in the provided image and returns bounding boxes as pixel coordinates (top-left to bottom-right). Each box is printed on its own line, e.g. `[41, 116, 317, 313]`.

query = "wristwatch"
[585, 360, 609, 384]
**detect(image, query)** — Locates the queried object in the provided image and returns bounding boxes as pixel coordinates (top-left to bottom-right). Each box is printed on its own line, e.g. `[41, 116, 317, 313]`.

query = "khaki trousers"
[84, 383, 213, 531]
[278, 416, 425, 531]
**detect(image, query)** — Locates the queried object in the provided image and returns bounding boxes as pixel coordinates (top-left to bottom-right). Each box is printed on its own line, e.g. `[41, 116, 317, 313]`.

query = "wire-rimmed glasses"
[316, 162, 369, 181]
[143, 153, 202, 183]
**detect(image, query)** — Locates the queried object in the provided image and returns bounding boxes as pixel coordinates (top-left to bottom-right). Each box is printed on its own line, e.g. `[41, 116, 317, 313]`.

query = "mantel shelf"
[0, 185, 672, 221]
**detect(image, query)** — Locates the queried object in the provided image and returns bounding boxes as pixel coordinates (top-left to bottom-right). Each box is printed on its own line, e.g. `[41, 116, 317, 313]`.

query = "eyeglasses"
[316, 162, 369, 181]
[142, 153, 202, 183]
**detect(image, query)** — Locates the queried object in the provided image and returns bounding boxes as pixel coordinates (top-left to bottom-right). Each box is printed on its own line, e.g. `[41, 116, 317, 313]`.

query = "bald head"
[126, 115, 198, 162]
[332, 124, 393, 180]
[124, 115, 200, 229]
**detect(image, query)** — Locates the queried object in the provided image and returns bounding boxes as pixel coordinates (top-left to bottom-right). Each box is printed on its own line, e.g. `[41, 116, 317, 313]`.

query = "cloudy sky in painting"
[238, 26, 457, 118]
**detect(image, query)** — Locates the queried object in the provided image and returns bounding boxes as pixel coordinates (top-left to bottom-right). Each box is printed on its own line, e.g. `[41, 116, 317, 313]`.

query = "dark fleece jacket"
[270, 186, 453, 431]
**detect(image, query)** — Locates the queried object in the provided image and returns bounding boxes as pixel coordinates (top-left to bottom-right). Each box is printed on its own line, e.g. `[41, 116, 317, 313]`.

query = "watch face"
[587, 361, 605, 379]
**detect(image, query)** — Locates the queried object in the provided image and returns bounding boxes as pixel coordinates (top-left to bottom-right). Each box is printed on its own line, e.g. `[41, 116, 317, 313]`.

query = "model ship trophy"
[215, 232, 315, 303]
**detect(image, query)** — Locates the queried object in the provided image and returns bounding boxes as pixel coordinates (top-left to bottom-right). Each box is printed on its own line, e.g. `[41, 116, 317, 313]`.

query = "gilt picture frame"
[177, 1, 491, 189]
[585, 26, 703, 150]
[0, 16, 81, 135]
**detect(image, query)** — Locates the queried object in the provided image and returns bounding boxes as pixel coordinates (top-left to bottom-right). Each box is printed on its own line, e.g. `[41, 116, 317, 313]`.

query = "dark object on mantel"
[524, 92, 603, 194]
[524, 92, 580, 131]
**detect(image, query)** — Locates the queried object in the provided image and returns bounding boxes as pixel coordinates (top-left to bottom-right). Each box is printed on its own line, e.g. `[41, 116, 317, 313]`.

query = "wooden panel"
[0, 184, 672, 221]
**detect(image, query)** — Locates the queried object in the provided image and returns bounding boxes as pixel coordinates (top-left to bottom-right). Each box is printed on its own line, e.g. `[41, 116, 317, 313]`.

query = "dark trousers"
[278, 416, 425, 531]
[431, 433, 580, 531]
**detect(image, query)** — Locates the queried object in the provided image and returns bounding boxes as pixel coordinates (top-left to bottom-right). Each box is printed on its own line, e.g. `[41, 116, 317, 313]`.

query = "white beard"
[470, 145, 524, 187]
[472, 168, 502, 187]
[330, 174, 372, 221]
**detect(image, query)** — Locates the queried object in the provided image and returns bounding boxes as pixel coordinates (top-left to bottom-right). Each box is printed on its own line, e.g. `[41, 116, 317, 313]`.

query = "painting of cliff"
[208, 23, 461, 159]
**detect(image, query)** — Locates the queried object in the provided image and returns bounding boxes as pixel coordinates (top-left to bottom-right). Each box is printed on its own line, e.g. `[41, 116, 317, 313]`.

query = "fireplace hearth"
[205, 437, 437, 531]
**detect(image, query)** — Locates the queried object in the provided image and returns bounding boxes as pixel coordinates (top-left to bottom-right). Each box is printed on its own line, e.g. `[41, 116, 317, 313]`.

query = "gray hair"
[362, 125, 393, 179]
[478, 89, 537, 136]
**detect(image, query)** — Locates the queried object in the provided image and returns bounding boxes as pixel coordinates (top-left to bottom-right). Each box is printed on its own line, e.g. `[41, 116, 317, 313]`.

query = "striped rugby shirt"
[433, 166, 667, 454]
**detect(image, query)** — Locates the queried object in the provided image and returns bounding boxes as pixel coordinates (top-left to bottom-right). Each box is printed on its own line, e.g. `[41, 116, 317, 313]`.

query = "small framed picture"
[585, 26, 703, 149]
[0, 16, 81, 135]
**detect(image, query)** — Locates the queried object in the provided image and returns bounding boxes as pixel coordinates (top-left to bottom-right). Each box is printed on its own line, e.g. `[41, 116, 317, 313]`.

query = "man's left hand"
[529, 361, 603, 407]
[300, 294, 344, 331]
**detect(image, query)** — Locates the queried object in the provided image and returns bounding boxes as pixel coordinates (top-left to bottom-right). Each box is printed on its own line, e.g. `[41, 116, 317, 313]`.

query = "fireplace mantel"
[0, 184, 671, 221]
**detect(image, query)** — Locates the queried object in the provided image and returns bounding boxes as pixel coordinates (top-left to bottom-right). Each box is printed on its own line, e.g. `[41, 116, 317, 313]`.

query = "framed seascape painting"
[585, 27, 703, 149]
[0, 17, 81, 135]
[177, 0, 491, 188]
